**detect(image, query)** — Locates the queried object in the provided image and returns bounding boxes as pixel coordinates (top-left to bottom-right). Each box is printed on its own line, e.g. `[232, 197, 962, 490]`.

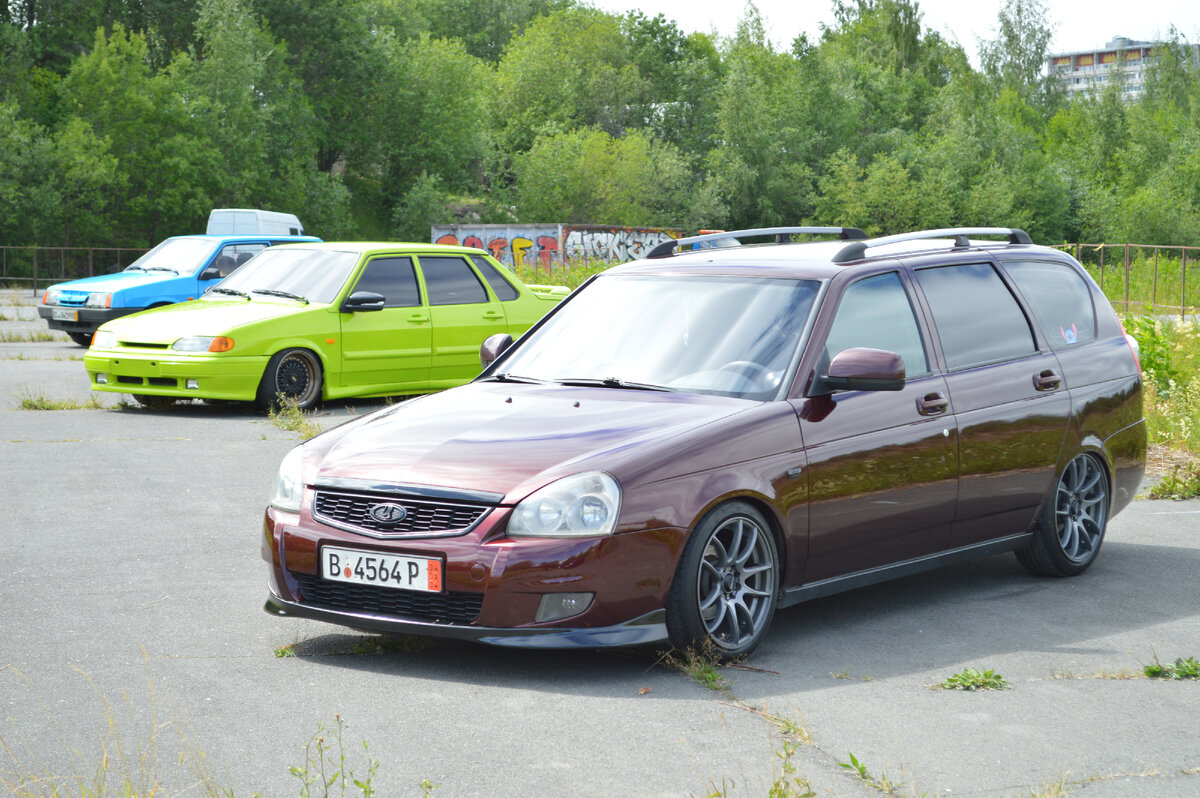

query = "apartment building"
[1047, 36, 1199, 100]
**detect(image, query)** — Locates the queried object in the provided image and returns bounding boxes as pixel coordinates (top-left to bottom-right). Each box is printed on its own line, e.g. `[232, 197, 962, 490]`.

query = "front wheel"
[257, 348, 322, 410]
[131, 394, 177, 410]
[1016, 453, 1110, 577]
[666, 501, 779, 658]
[68, 332, 93, 347]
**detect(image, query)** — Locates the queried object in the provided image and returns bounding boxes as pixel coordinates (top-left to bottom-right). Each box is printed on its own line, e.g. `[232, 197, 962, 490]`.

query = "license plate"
[52, 308, 78, 321]
[321, 546, 443, 593]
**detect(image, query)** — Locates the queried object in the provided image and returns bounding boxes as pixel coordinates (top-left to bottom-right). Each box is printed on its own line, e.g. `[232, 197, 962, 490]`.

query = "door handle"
[1033, 370, 1061, 391]
[482, 311, 504, 320]
[917, 392, 948, 416]
[407, 313, 430, 324]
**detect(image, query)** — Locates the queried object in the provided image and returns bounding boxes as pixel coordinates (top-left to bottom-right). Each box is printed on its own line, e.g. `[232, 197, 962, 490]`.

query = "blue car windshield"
[497, 274, 821, 400]
[124, 238, 216, 275]
[207, 248, 359, 305]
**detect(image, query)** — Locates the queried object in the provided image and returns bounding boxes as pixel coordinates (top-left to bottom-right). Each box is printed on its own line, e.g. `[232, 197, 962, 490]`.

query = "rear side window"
[916, 263, 1035, 370]
[353, 257, 420, 307]
[825, 272, 929, 376]
[421, 256, 489, 305]
[471, 255, 520, 301]
[1003, 260, 1097, 348]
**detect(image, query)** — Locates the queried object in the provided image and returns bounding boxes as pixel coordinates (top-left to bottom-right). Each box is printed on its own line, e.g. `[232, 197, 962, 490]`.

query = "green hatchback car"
[83, 242, 569, 409]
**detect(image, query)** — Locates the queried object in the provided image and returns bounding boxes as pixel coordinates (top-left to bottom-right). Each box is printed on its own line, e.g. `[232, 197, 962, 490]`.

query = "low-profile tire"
[1016, 453, 1110, 577]
[131, 394, 177, 410]
[257, 348, 322, 410]
[666, 501, 779, 659]
[68, 332, 93, 347]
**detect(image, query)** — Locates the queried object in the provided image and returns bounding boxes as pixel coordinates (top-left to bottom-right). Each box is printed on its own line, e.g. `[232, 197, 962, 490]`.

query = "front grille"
[120, 341, 170, 349]
[313, 490, 490, 538]
[293, 573, 483, 625]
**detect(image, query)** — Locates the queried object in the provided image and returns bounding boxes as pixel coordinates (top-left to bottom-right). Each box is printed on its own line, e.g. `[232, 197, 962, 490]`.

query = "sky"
[590, 0, 1200, 66]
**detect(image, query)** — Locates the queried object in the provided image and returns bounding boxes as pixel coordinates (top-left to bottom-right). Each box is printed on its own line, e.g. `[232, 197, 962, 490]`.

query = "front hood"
[315, 382, 753, 501]
[100, 298, 320, 344]
[50, 270, 181, 295]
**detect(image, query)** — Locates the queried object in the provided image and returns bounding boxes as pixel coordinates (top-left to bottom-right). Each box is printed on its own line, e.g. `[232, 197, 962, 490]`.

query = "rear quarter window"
[1002, 260, 1097, 349]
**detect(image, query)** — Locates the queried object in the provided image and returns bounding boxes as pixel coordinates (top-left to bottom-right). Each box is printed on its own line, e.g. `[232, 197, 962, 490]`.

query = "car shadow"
[271, 535, 1200, 697]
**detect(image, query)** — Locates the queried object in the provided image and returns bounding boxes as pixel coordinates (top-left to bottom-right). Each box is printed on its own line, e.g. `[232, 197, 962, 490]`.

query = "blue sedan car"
[38, 233, 320, 345]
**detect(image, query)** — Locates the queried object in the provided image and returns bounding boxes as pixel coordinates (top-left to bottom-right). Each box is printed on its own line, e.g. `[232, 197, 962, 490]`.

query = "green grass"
[1144, 654, 1200, 680]
[938, 667, 1010, 691]
[1147, 459, 1200, 500]
[514, 260, 614, 291]
[18, 390, 105, 410]
[0, 330, 61, 343]
[1126, 317, 1200, 455]
[659, 645, 733, 692]
[268, 396, 322, 438]
[1062, 245, 1200, 316]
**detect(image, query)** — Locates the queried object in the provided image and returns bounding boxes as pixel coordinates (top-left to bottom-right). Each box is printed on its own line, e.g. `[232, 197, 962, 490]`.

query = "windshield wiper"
[208, 287, 250, 299]
[555, 377, 673, 392]
[252, 289, 309, 304]
[145, 266, 179, 273]
[486, 372, 547, 384]
[123, 265, 147, 272]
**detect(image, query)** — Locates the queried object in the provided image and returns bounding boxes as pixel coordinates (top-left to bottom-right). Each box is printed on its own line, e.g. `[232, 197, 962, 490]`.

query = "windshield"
[123, 238, 216, 275]
[497, 274, 820, 400]
[207, 248, 360, 305]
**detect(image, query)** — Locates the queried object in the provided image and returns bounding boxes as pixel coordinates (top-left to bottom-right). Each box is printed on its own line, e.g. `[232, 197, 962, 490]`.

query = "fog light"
[186, 379, 199, 390]
[535, 592, 594, 623]
[96, 373, 107, 385]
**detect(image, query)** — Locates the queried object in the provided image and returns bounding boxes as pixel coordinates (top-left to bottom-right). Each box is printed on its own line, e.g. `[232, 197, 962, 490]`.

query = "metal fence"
[0, 246, 151, 295]
[1054, 243, 1199, 318]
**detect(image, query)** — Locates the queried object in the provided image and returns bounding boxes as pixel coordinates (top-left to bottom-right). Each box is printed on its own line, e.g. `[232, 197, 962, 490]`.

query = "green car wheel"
[258, 348, 322, 410]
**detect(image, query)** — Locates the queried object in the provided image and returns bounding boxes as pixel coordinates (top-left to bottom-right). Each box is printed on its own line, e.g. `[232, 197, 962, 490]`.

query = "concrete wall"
[433, 224, 682, 268]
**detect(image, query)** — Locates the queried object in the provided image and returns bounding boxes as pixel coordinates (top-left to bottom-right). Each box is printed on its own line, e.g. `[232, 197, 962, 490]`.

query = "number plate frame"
[51, 308, 78, 322]
[320, 545, 443, 593]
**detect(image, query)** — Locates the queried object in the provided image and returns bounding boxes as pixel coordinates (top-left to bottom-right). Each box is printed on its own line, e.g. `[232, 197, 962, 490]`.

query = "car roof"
[611, 227, 1061, 281]
[264, 241, 487, 257]
[169, 234, 320, 243]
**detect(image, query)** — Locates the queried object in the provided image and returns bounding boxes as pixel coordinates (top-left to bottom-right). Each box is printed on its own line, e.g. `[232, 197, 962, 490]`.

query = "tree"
[979, 0, 1062, 112]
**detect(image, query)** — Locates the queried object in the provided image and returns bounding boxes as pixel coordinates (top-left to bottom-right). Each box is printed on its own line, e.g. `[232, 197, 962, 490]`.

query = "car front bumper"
[38, 305, 144, 335]
[262, 504, 685, 650]
[84, 349, 267, 401]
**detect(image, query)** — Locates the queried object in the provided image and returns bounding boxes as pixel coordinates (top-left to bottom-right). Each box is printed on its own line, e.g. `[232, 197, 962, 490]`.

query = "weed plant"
[18, 390, 105, 410]
[1128, 317, 1200, 458]
[268, 396, 323, 439]
[938, 667, 1009, 691]
[1144, 654, 1200, 680]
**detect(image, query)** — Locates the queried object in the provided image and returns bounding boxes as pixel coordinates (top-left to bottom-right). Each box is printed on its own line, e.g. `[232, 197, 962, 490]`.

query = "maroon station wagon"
[262, 226, 1146, 657]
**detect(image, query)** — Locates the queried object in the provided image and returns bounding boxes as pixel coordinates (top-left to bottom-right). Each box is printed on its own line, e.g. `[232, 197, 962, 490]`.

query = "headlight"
[270, 446, 306, 512]
[85, 292, 112, 308]
[508, 472, 621, 538]
[172, 336, 234, 352]
[91, 330, 116, 349]
[43, 289, 62, 305]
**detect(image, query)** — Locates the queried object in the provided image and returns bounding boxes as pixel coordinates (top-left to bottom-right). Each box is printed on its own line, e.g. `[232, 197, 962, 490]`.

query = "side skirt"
[779, 533, 1034, 608]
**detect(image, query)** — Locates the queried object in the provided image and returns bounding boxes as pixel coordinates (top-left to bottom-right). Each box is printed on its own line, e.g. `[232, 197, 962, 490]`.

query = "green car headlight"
[91, 330, 116, 349]
[172, 336, 235, 352]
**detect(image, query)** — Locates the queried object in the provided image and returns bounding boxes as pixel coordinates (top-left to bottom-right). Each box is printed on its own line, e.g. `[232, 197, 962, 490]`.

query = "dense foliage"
[2, 0, 1199, 246]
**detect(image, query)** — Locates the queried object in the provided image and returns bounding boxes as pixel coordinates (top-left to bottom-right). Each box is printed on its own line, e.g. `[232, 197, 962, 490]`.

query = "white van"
[206, 209, 304, 236]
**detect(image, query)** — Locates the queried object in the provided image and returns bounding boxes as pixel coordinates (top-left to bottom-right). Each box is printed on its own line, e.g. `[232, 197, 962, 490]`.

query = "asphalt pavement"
[1, 289, 1197, 797]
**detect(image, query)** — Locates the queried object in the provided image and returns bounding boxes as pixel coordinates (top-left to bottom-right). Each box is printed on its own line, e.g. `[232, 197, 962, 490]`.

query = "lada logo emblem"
[367, 503, 408, 524]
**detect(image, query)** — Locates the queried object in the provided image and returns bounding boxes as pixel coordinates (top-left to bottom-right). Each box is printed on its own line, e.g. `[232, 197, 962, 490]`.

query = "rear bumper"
[84, 349, 266, 400]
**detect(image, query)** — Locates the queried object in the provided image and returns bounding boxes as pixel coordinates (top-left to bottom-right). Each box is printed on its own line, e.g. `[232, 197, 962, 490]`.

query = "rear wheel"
[1016, 453, 1110, 576]
[68, 332, 93, 347]
[666, 501, 779, 659]
[257, 348, 322, 410]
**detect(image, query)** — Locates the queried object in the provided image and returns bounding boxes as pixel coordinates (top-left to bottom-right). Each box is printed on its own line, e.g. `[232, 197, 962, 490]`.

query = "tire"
[1016, 453, 1110, 577]
[257, 348, 322, 410]
[68, 332, 93, 347]
[666, 501, 779, 658]
[131, 394, 177, 410]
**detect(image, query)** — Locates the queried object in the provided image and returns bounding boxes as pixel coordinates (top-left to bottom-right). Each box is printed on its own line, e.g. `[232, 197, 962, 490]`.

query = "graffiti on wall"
[432, 224, 680, 269]
[563, 226, 679, 263]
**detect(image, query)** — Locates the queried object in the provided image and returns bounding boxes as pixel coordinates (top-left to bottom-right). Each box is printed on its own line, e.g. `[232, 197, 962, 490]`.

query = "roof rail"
[832, 227, 1033, 263]
[647, 226, 867, 259]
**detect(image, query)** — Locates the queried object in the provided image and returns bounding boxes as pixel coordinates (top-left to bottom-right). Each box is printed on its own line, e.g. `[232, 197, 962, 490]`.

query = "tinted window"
[824, 272, 929, 376]
[471, 255, 520, 301]
[1003, 260, 1097, 348]
[421, 256, 489, 305]
[916, 263, 1035, 370]
[353, 257, 420, 307]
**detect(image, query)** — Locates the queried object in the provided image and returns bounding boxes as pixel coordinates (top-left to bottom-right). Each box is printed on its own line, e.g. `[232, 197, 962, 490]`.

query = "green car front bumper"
[84, 349, 269, 401]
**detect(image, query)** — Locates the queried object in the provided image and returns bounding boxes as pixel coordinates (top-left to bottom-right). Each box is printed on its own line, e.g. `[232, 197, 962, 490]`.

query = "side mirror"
[200, 267, 221, 280]
[480, 333, 513, 367]
[340, 291, 386, 313]
[814, 347, 906, 394]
